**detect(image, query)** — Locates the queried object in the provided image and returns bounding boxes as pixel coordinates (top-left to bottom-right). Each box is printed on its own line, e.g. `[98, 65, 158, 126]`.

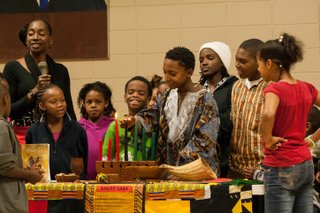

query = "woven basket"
[160, 157, 217, 181]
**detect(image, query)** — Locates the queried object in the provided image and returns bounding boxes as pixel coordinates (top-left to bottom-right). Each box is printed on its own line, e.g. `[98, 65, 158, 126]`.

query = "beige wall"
[1, 0, 320, 117]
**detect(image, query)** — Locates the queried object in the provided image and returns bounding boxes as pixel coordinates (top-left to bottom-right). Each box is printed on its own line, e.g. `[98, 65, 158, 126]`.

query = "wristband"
[306, 136, 316, 148]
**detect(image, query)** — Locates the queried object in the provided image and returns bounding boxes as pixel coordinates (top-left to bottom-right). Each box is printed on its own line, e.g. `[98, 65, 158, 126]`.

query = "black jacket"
[26, 115, 88, 180]
[212, 76, 238, 176]
[25, 115, 88, 212]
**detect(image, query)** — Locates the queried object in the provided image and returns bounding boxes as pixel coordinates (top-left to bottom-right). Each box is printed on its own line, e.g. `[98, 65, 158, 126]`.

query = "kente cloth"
[85, 183, 144, 213]
[145, 184, 253, 213]
[26, 182, 85, 200]
[145, 182, 210, 200]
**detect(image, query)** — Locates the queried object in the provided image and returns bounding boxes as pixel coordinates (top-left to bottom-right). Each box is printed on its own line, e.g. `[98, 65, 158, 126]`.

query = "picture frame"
[0, 0, 109, 62]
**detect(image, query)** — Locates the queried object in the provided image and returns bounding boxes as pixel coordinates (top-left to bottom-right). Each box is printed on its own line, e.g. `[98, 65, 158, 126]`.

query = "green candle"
[133, 120, 138, 161]
[141, 127, 147, 160]
[150, 132, 157, 160]
[124, 122, 128, 161]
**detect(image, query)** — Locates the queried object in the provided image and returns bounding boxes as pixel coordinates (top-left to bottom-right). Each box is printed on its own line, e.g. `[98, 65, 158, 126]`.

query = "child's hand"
[26, 170, 44, 184]
[119, 116, 136, 129]
[244, 166, 255, 179]
[266, 136, 287, 150]
[316, 171, 320, 182]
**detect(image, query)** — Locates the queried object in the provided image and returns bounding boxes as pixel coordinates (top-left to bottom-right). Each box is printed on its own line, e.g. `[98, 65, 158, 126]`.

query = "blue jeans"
[263, 160, 314, 213]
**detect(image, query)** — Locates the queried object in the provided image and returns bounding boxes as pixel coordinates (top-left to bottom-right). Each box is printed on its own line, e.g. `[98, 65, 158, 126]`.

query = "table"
[26, 181, 264, 213]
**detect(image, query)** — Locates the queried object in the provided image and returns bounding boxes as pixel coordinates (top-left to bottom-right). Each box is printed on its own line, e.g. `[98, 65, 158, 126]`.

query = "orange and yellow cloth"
[26, 181, 257, 213]
[145, 184, 253, 213]
[85, 183, 144, 213]
[25, 182, 84, 200]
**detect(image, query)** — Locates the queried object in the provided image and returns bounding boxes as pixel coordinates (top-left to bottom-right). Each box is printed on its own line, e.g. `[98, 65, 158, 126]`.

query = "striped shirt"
[229, 79, 267, 177]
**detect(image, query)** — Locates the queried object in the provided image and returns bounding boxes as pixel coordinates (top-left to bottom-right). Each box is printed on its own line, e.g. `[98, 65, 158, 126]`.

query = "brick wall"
[1, 0, 319, 116]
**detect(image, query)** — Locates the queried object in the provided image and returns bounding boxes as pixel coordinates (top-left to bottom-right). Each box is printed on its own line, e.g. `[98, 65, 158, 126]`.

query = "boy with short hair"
[0, 73, 42, 213]
[228, 39, 267, 179]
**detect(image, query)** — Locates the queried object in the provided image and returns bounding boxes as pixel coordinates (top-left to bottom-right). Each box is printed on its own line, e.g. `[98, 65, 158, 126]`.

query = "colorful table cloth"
[26, 182, 84, 200]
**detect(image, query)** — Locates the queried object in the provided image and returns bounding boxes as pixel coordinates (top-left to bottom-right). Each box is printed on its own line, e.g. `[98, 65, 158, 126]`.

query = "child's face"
[39, 87, 66, 119]
[124, 80, 150, 115]
[257, 55, 278, 82]
[163, 59, 192, 90]
[84, 90, 107, 123]
[199, 48, 223, 78]
[235, 48, 261, 81]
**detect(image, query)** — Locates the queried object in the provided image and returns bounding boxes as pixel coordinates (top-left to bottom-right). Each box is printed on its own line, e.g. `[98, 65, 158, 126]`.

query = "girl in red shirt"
[257, 33, 320, 213]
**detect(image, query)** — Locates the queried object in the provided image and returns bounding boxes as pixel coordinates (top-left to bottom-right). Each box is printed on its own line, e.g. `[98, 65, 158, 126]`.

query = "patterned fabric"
[145, 184, 254, 213]
[85, 183, 144, 213]
[136, 108, 160, 134]
[203, 77, 228, 93]
[26, 182, 85, 200]
[157, 89, 220, 175]
[145, 182, 210, 200]
[190, 184, 253, 213]
[229, 79, 267, 177]
[26, 182, 259, 213]
[203, 76, 238, 177]
[165, 89, 199, 144]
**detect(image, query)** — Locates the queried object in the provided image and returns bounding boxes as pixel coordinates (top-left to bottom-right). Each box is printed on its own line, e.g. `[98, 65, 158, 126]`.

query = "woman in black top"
[3, 19, 76, 143]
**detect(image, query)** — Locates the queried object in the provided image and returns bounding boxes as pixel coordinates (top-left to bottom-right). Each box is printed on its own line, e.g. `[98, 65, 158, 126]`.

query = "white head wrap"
[199, 41, 231, 70]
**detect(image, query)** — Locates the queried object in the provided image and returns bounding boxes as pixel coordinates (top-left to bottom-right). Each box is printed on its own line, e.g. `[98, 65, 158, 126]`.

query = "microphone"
[38, 61, 48, 75]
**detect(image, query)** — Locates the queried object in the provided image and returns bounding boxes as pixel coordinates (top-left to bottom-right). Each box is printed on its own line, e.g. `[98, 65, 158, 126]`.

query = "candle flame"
[115, 112, 118, 119]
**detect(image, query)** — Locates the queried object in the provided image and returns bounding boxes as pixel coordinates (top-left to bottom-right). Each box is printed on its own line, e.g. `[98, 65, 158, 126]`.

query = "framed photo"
[0, 0, 109, 61]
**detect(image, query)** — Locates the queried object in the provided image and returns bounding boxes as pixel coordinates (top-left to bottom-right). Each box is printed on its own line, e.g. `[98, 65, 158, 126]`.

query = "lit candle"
[133, 120, 138, 161]
[108, 138, 112, 161]
[98, 139, 103, 161]
[114, 113, 120, 161]
[141, 127, 146, 160]
[150, 132, 157, 160]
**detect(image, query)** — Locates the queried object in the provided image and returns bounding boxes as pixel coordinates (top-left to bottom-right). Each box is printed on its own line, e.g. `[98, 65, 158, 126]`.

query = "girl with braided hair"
[77, 81, 115, 180]
[26, 83, 87, 213]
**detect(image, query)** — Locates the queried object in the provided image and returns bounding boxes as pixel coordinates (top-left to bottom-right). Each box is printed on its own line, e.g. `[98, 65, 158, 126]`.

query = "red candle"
[108, 138, 112, 161]
[115, 119, 120, 161]
[98, 139, 103, 161]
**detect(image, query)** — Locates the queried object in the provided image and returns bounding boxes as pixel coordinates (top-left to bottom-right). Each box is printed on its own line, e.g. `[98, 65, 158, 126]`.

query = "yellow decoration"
[145, 200, 190, 213]
[96, 173, 109, 183]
